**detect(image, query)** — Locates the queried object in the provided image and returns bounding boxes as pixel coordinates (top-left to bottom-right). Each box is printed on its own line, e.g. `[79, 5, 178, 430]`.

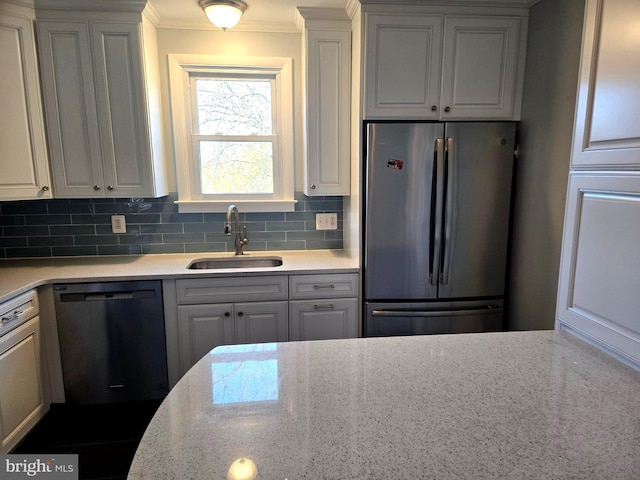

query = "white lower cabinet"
[0, 291, 47, 453]
[556, 172, 640, 367]
[176, 276, 289, 374]
[235, 301, 289, 345]
[178, 301, 288, 371]
[289, 273, 359, 341]
[175, 272, 359, 376]
[290, 298, 358, 341]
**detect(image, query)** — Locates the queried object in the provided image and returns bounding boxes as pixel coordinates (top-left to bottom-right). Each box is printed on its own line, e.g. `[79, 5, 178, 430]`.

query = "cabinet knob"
[41, 186, 49, 192]
[444, 106, 451, 113]
[94, 185, 101, 191]
[224, 312, 230, 317]
[310, 184, 316, 190]
[431, 105, 437, 112]
[107, 185, 114, 191]
[237, 312, 243, 317]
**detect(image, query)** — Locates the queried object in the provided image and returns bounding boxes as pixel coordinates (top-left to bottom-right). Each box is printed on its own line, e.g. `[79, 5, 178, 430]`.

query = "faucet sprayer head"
[224, 204, 239, 236]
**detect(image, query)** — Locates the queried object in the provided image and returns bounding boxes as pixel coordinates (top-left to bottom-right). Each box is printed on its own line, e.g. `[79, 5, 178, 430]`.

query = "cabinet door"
[440, 16, 522, 120]
[0, 316, 44, 453]
[235, 301, 288, 345]
[0, 10, 51, 200]
[364, 13, 443, 119]
[556, 173, 640, 367]
[289, 298, 358, 341]
[571, 0, 640, 168]
[303, 27, 351, 196]
[37, 21, 104, 197]
[90, 22, 154, 197]
[178, 304, 234, 372]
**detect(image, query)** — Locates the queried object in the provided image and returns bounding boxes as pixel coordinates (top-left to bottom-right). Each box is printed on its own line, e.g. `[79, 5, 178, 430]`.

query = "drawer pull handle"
[1, 309, 23, 323]
[313, 284, 335, 290]
[314, 304, 334, 310]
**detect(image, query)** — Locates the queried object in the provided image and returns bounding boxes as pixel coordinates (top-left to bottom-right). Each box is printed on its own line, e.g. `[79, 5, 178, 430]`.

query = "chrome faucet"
[224, 204, 249, 255]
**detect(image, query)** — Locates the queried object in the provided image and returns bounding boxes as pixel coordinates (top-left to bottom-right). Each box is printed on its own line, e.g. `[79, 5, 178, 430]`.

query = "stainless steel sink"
[187, 256, 283, 270]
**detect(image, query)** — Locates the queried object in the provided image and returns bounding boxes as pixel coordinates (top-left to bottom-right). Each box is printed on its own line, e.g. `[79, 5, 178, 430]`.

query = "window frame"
[168, 54, 295, 213]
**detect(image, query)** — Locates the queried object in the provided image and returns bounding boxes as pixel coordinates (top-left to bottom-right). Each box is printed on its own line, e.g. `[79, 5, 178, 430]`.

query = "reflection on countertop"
[128, 330, 640, 480]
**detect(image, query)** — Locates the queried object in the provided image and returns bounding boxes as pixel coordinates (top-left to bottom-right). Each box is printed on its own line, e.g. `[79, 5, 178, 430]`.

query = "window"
[168, 55, 295, 212]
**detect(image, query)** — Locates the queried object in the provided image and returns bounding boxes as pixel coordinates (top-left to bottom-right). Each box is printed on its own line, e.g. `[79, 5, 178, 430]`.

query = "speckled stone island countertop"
[0, 250, 358, 303]
[128, 330, 640, 480]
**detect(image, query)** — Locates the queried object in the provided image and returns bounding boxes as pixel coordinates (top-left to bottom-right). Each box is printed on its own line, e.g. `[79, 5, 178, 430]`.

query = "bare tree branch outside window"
[194, 78, 275, 194]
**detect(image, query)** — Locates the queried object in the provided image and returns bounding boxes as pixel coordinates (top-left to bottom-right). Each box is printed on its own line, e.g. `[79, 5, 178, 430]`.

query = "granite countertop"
[128, 330, 640, 480]
[0, 250, 358, 303]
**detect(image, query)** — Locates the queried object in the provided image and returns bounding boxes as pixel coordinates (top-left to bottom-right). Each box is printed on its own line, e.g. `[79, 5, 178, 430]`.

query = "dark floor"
[12, 400, 162, 480]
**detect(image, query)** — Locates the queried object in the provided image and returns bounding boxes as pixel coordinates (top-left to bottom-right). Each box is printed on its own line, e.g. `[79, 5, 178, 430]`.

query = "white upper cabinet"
[364, 13, 443, 120]
[440, 16, 522, 120]
[299, 8, 351, 196]
[571, 0, 640, 168]
[0, 3, 52, 201]
[364, 10, 527, 120]
[36, 7, 167, 198]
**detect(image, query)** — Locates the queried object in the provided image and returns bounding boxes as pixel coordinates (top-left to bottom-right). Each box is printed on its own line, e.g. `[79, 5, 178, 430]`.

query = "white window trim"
[168, 54, 296, 213]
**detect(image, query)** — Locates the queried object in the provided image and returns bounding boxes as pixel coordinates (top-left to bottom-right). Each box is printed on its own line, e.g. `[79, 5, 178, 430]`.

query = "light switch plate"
[327, 213, 337, 230]
[111, 215, 126, 234]
[316, 213, 338, 230]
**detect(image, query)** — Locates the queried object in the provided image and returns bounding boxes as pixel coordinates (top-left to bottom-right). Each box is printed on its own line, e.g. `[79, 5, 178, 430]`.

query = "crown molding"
[143, 1, 161, 26]
[34, 0, 146, 13]
[358, 0, 539, 7]
[156, 17, 301, 34]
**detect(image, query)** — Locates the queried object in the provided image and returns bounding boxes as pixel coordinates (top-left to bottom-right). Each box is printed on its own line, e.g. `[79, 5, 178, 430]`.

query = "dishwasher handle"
[59, 289, 157, 302]
[85, 292, 134, 301]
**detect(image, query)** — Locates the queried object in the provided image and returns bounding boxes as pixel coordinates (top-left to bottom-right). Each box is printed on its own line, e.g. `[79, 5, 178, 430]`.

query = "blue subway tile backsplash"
[0, 192, 343, 259]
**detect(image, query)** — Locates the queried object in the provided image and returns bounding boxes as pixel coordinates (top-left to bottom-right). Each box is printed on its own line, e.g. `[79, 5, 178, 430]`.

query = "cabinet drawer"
[289, 298, 358, 341]
[177, 276, 288, 305]
[0, 290, 38, 338]
[289, 273, 358, 299]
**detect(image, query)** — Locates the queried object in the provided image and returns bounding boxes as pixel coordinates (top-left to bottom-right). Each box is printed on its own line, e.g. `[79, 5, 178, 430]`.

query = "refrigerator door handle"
[371, 306, 502, 318]
[430, 138, 444, 285]
[441, 137, 454, 285]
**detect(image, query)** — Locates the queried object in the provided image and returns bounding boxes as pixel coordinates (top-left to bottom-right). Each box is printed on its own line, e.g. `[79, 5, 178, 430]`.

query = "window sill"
[174, 200, 298, 213]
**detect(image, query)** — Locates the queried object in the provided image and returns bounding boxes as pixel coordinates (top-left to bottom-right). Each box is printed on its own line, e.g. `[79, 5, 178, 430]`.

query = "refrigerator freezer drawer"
[365, 301, 503, 337]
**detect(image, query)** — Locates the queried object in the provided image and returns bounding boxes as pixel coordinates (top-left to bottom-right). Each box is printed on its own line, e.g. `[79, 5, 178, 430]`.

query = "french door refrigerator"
[364, 122, 517, 337]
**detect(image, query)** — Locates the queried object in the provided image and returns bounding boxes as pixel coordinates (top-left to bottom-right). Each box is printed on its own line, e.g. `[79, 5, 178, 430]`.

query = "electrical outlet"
[111, 215, 126, 234]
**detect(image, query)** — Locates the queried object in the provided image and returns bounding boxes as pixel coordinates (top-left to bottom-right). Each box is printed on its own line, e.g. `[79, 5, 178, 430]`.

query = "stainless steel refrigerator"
[364, 122, 517, 336]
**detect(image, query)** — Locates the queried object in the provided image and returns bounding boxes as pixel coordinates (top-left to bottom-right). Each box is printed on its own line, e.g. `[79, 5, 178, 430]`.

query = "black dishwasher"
[54, 280, 169, 405]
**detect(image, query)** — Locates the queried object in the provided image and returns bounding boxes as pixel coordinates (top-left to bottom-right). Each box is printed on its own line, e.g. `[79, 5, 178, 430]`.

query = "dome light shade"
[198, 0, 248, 30]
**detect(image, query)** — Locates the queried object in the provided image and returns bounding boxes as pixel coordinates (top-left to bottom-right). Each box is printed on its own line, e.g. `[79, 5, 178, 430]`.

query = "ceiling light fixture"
[198, 0, 248, 31]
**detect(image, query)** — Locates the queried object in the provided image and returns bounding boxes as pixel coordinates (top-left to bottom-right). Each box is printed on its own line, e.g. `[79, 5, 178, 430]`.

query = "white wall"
[507, 0, 585, 330]
[155, 28, 303, 192]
